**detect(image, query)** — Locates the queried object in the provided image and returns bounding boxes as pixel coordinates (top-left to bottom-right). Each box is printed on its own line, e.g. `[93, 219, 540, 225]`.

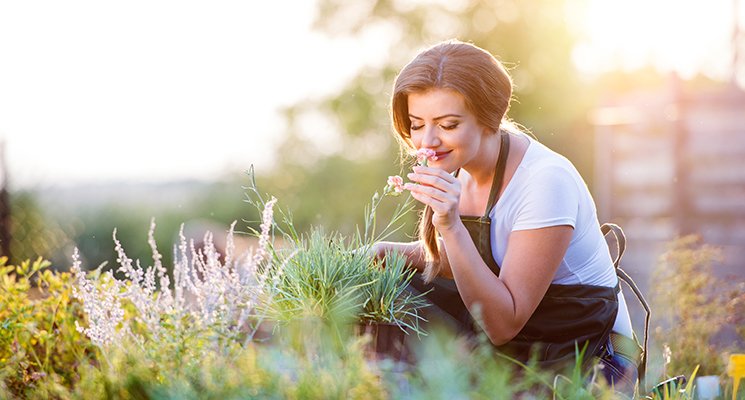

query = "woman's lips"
[434, 150, 452, 160]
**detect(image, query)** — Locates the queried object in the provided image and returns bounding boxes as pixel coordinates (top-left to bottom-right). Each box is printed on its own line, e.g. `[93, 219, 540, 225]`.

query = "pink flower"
[415, 148, 437, 166]
[385, 175, 405, 196]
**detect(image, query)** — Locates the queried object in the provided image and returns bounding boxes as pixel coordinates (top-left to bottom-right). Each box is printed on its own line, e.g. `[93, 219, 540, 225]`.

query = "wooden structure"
[592, 77, 745, 323]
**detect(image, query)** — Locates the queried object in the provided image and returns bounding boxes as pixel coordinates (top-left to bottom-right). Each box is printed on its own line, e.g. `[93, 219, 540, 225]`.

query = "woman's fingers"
[410, 166, 457, 184]
[405, 181, 456, 204]
[406, 172, 442, 187]
[407, 167, 459, 193]
[405, 165, 460, 209]
[408, 190, 449, 213]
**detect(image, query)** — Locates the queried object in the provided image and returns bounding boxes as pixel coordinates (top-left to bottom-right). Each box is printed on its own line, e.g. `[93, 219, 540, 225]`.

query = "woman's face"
[407, 88, 488, 173]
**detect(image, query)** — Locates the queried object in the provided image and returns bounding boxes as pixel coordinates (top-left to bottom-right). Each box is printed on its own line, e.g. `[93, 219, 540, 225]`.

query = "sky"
[0, 0, 390, 189]
[0, 0, 742, 190]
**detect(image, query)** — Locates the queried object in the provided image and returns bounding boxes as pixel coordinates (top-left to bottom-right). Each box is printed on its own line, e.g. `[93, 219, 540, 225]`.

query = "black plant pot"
[356, 322, 413, 363]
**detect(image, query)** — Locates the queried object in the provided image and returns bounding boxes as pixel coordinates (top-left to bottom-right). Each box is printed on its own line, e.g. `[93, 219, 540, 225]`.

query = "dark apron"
[410, 133, 619, 369]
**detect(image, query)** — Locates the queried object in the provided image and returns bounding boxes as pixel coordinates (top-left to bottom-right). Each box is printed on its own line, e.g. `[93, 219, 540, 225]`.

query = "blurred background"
[1, 0, 743, 350]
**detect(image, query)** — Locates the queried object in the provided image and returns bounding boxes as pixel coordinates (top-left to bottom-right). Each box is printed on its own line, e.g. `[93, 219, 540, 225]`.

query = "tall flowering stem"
[361, 175, 415, 248]
[70, 248, 126, 350]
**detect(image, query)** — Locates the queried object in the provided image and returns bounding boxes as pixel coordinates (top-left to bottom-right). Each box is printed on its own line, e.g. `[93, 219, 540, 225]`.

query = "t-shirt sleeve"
[511, 165, 580, 231]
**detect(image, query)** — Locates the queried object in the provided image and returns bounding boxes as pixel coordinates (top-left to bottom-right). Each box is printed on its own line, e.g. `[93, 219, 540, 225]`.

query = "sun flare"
[573, 0, 740, 80]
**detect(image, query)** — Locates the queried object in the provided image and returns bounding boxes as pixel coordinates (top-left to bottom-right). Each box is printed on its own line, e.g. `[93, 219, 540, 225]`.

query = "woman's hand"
[405, 166, 462, 232]
[352, 242, 382, 260]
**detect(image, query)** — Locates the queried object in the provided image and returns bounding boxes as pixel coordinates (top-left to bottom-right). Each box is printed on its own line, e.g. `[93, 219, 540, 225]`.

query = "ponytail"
[419, 204, 441, 282]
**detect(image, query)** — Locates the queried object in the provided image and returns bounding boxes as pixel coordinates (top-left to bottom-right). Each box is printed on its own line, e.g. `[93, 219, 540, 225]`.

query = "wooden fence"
[592, 78, 745, 339]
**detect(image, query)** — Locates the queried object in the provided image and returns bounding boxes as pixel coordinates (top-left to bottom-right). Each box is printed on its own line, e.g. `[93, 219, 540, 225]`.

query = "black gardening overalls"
[409, 133, 620, 369]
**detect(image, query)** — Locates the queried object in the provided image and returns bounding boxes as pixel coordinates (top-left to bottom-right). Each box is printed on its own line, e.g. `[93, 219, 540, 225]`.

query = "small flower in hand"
[415, 148, 437, 167]
[384, 175, 405, 196]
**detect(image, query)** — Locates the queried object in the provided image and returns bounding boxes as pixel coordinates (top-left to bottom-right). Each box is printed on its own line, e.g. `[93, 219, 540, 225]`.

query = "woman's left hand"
[405, 166, 462, 232]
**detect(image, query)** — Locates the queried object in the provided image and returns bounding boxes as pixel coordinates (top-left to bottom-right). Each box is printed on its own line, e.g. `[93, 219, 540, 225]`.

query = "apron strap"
[482, 132, 511, 219]
[601, 222, 650, 392]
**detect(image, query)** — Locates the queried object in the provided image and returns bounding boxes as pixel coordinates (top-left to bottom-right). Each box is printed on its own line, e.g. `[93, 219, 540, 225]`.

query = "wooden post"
[669, 73, 692, 236]
[0, 141, 11, 260]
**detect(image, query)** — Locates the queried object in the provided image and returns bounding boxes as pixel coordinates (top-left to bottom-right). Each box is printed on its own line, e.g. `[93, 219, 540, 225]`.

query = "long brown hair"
[391, 40, 514, 282]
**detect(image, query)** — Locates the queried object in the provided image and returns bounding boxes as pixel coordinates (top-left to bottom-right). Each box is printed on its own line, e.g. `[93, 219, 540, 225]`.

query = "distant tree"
[0, 142, 10, 259]
[8, 192, 73, 266]
[267, 0, 592, 235]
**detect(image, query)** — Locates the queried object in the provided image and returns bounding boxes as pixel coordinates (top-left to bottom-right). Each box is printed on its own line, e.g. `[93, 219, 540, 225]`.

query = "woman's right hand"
[405, 166, 463, 233]
[352, 242, 389, 261]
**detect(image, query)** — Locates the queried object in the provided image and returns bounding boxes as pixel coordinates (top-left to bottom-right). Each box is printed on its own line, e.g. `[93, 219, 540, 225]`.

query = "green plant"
[263, 228, 371, 324]
[261, 228, 428, 336]
[650, 235, 728, 377]
[358, 250, 429, 332]
[66, 320, 388, 400]
[243, 167, 428, 335]
[0, 257, 97, 399]
[726, 281, 745, 343]
[3, 247, 732, 399]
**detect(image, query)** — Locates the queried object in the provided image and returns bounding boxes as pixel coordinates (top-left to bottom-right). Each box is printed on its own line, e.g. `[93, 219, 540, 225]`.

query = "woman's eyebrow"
[408, 113, 463, 121]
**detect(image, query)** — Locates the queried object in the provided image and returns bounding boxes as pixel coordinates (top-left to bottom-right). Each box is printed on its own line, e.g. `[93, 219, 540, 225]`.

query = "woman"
[371, 40, 643, 396]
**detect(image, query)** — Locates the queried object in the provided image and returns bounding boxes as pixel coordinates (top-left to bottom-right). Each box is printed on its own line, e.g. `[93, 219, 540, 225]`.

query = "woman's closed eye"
[411, 122, 459, 131]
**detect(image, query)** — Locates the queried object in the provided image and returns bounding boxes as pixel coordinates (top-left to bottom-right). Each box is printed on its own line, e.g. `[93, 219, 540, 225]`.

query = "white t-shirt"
[487, 132, 634, 338]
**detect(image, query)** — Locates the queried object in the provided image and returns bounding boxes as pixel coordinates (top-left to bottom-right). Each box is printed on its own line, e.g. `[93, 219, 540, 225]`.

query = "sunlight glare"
[574, 0, 739, 80]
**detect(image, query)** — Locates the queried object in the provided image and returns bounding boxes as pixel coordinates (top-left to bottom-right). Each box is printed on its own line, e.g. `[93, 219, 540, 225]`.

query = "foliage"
[252, 154, 418, 240]
[358, 249, 427, 329]
[283, 0, 596, 194]
[262, 228, 428, 335]
[1, 243, 739, 399]
[4, 173, 739, 399]
[0, 257, 96, 399]
[726, 282, 745, 342]
[650, 235, 729, 377]
[64, 178, 258, 279]
[67, 322, 386, 400]
[7, 192, 73, 266]
[312, 0, 585, 133]
[69, 210, 281, 362]
[244, 167, 428, 335]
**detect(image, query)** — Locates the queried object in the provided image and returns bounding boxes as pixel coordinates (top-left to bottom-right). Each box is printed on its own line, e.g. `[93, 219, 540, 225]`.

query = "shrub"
[0, 257, 96, 398]
[650, 235, 728, 376]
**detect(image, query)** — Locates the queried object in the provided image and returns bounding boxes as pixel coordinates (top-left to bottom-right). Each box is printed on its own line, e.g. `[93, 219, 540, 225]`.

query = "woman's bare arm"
[440, 223, 572, 345]
[373, 239, 453, 278]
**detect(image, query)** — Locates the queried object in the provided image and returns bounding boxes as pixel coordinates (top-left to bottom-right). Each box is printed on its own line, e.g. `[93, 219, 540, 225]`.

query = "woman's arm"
[440, 223, 572, 345]
[372, 240, 453, 278]
[405, 164, 571, 345]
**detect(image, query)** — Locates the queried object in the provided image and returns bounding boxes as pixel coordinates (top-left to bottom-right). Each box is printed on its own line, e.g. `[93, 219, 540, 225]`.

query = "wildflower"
[384, 175, 405, 196]
[662, 343, 672, 377]
[70, 248, 126, 349]
[663, 343, 672, 365]
[415, 148, 437, 167]
[253, 197, 277, 267]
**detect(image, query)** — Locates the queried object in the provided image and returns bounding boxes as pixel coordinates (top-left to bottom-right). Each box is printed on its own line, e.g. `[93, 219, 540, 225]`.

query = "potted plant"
[356, 250, 428, 362]
[243, 168, 429, 361]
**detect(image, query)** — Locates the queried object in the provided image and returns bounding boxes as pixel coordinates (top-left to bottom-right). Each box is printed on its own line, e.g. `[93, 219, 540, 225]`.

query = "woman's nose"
[420, 125, 441, 147]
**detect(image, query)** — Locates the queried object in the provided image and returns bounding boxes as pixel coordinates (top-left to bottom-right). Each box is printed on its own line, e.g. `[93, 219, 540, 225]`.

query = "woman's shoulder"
[517, 136, 577, 178]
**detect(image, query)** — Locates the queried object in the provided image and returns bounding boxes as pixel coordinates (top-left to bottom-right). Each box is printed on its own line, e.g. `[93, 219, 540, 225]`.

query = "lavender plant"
[70, 199, 283, 362]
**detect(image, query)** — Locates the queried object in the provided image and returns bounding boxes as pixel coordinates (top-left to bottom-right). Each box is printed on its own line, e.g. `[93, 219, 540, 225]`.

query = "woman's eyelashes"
[409, 122, 459, 131]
